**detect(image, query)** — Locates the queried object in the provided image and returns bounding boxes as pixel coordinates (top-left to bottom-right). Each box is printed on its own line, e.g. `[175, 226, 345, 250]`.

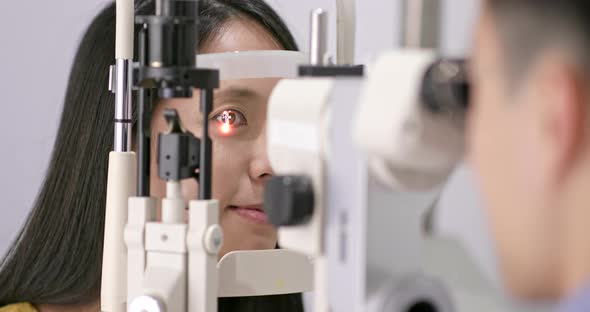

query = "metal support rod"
[401, 0, 440, 49]
[310, 9, 328, 66]
[137, 26, 152, 197]
[156, 0, 164, 15]
[114, 58, 133, 152]
[336, 0, 355, 64]
[199, 89, 213, 200]
[137, 89, 152, 197]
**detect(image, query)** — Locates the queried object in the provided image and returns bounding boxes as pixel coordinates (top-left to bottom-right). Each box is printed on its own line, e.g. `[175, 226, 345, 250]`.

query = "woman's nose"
[248, 133, 274, 184]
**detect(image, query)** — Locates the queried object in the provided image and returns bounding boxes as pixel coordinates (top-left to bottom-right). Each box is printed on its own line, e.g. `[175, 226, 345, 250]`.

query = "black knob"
[265, 175, 315, 226]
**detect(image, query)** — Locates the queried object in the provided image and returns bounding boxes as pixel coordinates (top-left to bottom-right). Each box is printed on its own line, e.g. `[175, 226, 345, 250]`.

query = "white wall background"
[0, 0, 113, 253]
[2, 0, 540, 309]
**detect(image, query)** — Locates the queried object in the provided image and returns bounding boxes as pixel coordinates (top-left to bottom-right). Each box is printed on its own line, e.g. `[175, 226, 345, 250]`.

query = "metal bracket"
[109, 64, 117, 93]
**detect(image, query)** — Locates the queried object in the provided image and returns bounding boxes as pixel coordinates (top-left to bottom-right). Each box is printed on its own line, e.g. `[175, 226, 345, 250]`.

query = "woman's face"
[150, 18, 284, 258]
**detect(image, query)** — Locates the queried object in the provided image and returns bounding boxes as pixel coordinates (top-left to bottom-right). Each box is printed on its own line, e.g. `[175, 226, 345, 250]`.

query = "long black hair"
[0, 1, 302, 310]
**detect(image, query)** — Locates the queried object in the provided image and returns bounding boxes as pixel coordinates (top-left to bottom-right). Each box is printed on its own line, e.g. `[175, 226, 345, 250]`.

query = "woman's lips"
[228, 205, 270, 224]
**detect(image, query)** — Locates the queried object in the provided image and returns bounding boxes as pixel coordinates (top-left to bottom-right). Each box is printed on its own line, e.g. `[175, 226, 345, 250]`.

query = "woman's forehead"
[216, 78, 282, 98]
[200, 18, 283, 54]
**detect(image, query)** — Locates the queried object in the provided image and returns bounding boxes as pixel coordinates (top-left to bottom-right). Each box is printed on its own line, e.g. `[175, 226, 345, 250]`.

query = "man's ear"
[534, 53, 586, 185]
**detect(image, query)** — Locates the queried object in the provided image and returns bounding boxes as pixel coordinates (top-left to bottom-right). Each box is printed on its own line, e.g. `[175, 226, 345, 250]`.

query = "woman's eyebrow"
[214, 87, 261, 102]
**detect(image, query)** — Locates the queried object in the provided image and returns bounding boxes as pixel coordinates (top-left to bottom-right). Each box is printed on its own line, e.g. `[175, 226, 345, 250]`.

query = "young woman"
[0, 1, 304, 311]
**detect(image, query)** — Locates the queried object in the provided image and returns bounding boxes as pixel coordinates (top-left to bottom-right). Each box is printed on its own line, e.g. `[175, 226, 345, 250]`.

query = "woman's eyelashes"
[212, 108, 248, 136]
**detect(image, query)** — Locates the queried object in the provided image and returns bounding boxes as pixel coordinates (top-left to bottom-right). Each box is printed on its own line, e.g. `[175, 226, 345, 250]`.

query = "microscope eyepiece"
[421, 59, 470, 115]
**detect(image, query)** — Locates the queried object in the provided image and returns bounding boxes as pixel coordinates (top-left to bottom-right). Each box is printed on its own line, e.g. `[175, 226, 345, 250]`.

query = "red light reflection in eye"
[220, 122, 231, 134]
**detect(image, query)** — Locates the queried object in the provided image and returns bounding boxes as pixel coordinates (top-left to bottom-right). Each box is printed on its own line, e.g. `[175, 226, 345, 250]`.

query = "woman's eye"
[214, 109, 247, 135]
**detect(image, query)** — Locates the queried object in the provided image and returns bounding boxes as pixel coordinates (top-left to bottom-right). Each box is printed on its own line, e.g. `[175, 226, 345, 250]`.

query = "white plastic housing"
[354, 50, 465, 191]
[218, 249, 314, 297]
[101, 151, 137, 312]
[142, 250, 186, 312]
[142, 221, 190, 312]
[115, 0, 134, 59]
[197, 51, 307, 80]
[162, 181, 184, 224]
[188, 199, 221, 312]
[323, 78, 368, 312]
[267, 78, 333, 256]
[125, 197, 157, 307]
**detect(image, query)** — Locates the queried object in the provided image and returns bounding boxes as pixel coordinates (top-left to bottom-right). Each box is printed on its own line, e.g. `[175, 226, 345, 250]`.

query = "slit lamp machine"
[99, 0, 523, 311]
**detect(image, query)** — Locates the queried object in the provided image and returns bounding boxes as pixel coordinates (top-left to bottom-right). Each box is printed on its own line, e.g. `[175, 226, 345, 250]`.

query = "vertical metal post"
[401, 0, 440, 49]
[137, 26, 152, 197]
[113, 59, 133, 152]
[336, 0, 355, 64]
[199, 89, 213, 200]
[310, 9, 328, 66]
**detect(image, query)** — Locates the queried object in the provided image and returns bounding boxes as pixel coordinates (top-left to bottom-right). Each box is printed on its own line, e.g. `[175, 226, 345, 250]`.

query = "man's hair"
[487, 0, 590, 84]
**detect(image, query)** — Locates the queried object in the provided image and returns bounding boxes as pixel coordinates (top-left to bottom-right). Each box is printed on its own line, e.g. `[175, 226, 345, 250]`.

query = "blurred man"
[468, 1, 590, 311]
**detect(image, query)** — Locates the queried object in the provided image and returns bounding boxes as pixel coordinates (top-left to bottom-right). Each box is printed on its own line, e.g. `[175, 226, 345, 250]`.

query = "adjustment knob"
[265, 175, 314, 226]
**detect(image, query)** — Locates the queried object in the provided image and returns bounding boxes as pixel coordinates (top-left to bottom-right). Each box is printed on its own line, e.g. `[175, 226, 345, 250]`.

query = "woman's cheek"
[211, 140, 243, 202]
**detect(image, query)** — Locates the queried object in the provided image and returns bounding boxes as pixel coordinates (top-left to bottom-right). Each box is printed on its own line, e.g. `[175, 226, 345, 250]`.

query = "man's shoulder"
[558, 285, 590, 312]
